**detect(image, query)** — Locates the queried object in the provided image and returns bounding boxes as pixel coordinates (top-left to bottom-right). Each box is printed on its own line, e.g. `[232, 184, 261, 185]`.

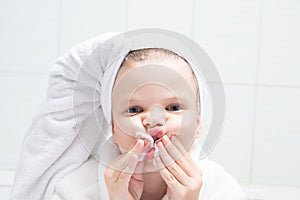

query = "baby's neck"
[141, 172, 167, 200]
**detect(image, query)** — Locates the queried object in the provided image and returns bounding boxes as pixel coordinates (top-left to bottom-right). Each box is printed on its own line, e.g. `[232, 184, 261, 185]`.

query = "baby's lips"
[147, 127, 164, 138]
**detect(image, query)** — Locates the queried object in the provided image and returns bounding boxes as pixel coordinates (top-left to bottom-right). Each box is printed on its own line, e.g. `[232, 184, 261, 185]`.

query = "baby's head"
[111, 48, 202, 165]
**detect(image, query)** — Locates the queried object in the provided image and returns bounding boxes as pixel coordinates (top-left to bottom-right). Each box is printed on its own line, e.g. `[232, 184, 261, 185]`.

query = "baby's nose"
[143, 104, 166, 127]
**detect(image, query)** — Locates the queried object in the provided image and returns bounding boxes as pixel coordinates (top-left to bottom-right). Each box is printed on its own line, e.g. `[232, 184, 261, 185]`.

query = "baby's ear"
[195, 116, 202, 138]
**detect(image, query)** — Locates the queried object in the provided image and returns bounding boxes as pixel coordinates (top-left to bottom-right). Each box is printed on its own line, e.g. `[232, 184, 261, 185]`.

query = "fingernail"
[163, 135, 170, 144]
[157, 141, 163, 149]
[171, 135, 177, 142]
[134, 139, 143, 149]
[136, 138, 143, 145]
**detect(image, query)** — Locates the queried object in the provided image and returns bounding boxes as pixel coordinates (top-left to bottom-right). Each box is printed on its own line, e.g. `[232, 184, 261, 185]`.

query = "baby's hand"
[155, 135, 203, 200]
[104, 139, 146, 200]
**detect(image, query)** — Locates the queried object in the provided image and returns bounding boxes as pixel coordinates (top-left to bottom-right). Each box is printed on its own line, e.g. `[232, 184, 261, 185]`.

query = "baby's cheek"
[113, 116, 144, 137]
[112, 121, 136, 152]
[118, 133, 137, 153]
[166, 115, 182, 134]
[168, 114, 196, 133]
[176, 114, 198, 149]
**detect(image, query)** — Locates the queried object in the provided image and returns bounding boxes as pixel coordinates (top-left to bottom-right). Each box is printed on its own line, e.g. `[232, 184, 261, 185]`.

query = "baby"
[106, 48, 203, 200]
[103, 48, 246, 200]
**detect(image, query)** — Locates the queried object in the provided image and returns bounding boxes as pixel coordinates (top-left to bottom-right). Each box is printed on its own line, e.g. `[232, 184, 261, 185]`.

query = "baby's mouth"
[152, 134, 165, 145]
[148, 127, 164, 140]
[135, 130, 164, 160]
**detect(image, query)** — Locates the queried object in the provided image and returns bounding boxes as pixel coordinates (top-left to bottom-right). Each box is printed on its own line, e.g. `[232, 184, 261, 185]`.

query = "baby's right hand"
[104, 139, 146, 200]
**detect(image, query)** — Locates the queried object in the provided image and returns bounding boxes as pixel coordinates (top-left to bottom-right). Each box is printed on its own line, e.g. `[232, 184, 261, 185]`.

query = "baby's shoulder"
[199, 158, 231, 176]
[196, 158, 247, 199]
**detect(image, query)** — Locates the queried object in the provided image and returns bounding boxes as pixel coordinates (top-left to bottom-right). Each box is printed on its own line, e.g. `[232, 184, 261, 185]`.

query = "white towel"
[9, 32, 119, 200]
[10, 28, 225, 200]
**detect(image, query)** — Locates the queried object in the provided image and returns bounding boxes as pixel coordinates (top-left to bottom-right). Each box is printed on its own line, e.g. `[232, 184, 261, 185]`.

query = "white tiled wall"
[253, 87, 300, 186]
[193, 0, 261, 84]
[0, 73, 48, 168]
[59, 0, 127, 53]
[209, 84, 256, 182]
[258, 0, 300, 86]
[0, 0, 60, 73]
[127, 0, 194, 37]
[1, 0, 300, 199]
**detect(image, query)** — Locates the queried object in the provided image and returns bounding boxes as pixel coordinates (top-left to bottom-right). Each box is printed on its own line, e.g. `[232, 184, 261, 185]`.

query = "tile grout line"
[57, 0, 62, 57]
[1, 68, 300, 89]
[223, 82, 300, 89]
[0, 184, 12, 187]
[0, 168, 15, 171]
[249, 0, 265, 184]
[0, 69, 48, 75]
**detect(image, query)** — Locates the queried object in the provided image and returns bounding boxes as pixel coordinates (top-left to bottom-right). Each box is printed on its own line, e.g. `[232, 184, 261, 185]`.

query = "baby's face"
[111, 58, 201, 164]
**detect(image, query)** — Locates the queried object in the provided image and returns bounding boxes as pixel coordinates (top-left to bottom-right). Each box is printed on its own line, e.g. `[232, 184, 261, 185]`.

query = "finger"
[111, 139, 144, 170]
[110, 151, 132, 171]
[105, 152, 132, 183]
[161, 136, 196, 177]
[105, 152, 130, 183]
[130, 139, 145, 154]
[131, 156, 146, 182]
[156, 141, 175, 167]
[154, 155, 165, 170]
[157, 141, 190, 185]
[170, 136, 194, 163]
[162, 135, 184, 161]
[159, 165, 184, 192]
[130, 139, 146, 161]
[104, 167, 116, 183]
[170, 136, 199, 172]
[107, 139, 145, 183]
[169, 136, 189, 155]
[118, 154, 139, 183]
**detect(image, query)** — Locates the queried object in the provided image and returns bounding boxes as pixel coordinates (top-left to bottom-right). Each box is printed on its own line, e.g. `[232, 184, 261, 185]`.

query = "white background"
[0, 0, 300, 199]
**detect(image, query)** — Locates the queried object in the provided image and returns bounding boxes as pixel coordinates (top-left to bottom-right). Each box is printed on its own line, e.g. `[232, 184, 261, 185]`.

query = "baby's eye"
[166, 104, 182, 112]
[127, 106, 143, 114]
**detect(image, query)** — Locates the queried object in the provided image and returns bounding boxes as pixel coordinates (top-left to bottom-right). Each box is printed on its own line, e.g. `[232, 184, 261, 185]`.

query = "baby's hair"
[122, 48, 186, 64]
[120, 48, 201, 115]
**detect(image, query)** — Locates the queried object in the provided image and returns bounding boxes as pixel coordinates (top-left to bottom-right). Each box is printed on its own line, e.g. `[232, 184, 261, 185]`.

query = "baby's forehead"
[112, 62, 198, 100]
[116, 58, 196, 88]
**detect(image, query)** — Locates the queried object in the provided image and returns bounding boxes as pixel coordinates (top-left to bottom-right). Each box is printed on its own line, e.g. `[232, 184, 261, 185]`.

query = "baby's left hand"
[155, 135, 203, 200]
